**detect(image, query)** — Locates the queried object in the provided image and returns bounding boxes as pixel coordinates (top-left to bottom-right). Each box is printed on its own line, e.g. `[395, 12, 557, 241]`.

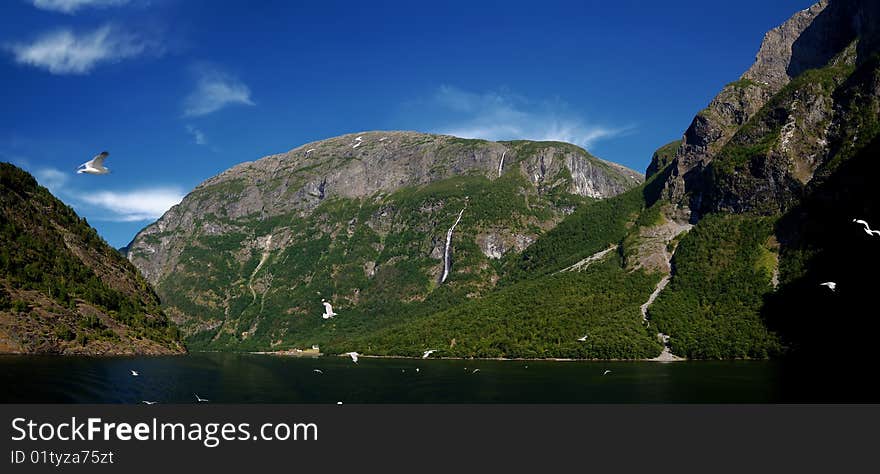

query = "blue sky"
[0, 0, 816, 247]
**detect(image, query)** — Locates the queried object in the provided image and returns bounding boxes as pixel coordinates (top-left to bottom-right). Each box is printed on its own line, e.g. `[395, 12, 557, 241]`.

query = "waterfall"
[497, 150, 506, 177]
[441, 207, 466, 283]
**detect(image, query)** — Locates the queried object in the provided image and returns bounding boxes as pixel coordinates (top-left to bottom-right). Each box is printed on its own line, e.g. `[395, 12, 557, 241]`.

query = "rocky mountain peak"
[655, 0, 880, 220]
[742, 1, 832, 91]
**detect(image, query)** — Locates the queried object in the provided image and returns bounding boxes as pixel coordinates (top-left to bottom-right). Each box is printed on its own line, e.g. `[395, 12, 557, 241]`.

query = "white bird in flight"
[194, 393, 209, 402]
[820, 282, 837, 292]
[77, 151, 110, 175]
[142, 400, 157, 405]
[472, 368, 480, 374]
[352, 136, 363, 149]
[130, 370, 139, 376]
[603, 370, 612, 376]
[346, 352, 359, 363]
[321, 299, 337, 320]
[422, 349, 437, 359]
[313, 369, 323, 374]
[577, 335, 588, 342]
[853, 219, 880, 237]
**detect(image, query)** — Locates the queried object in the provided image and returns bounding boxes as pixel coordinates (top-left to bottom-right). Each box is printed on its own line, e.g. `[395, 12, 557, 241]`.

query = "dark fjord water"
[0, 353, 849, 403]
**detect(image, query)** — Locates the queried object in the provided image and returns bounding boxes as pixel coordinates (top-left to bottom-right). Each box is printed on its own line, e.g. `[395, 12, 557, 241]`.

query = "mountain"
[126, 131, 643, 351]
[129, 0, 878, 360]
[641, 0, 880, 359]
[0, 163, 184, 355]
[654, 0, 879, 218]
[349, 0, 880, 361]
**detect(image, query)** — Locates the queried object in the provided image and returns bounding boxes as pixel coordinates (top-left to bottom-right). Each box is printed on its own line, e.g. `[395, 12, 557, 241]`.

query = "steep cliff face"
[636, 0, 880, 360]
[127, 131, 642, 350]
[645, 140, 680, 179]
[658, 0, 880, 220]
[0, 163, 184, 355]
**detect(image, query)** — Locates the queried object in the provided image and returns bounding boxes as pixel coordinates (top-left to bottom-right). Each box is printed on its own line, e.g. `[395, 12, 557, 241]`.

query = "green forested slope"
[0, 163, 183, 354]
[647, 214, 782, 359]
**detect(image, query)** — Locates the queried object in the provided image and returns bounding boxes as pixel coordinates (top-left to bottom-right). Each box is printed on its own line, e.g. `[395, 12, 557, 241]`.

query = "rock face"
[645, 140, 681, 179]
[634, 0, 880, 361]
[0, 163, 184, 355]
[657, 0, 880, 220]
[127, 132, 642, 350]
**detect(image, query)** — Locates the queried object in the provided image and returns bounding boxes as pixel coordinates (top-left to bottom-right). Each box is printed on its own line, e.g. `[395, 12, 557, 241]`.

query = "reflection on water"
[0, 353, 858, 403]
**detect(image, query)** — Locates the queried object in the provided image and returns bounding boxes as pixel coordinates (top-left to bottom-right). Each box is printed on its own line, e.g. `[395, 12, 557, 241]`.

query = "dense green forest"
[330, 255, 663, 359]
[647, 214, 782, 359]
[504, 172, 666, 282]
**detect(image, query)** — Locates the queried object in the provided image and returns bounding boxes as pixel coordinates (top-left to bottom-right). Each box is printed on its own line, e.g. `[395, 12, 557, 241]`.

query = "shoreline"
[243, 352, 692, 362]
[348, 354, 691, 363]
[0, 351, 790, 362]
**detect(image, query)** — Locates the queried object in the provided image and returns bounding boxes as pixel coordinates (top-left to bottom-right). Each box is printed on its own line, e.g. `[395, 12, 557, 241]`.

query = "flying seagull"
[142, 401, 157, 405]
[346, 352, 359, 363]
[130, 370, 139, 376]
[321, 299, 337, 320]
[472, 368, 480, 374]
[194, 393, 209, 403]
[77, 151, 110, 175]
[853, 219, 880, 237]
[577, 335, 588, 342]
[820, 282, 837, 292]
[313, 369, 323, 374]
[603, 370, 612, 376]
[422, 349, 437, 359]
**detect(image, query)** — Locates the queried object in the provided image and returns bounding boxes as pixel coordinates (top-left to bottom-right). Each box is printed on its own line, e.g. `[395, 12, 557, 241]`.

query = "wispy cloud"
[186, 125, 207, 145]
[183, 65, 254, 117]
[77, 188, 184, 222]
[5, 24, 160, 75]
[422, 85, 631, 149]
[30, 0, 130, 14]
[29, 165, 183, 222]
[33, 167, 70, 193]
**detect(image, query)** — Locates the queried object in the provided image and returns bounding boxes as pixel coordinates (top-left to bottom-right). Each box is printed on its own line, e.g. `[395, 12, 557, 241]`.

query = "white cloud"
[183, 66, 254, 117]
[34, 167, 69, 193]
[6, 24, 158, 75]
[77, 188, 184, 222]
[31, 0, 130, 14]
[186, 125, 207, 145]
[29, 165, 182, 222]
[428, 85, 631, 149]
